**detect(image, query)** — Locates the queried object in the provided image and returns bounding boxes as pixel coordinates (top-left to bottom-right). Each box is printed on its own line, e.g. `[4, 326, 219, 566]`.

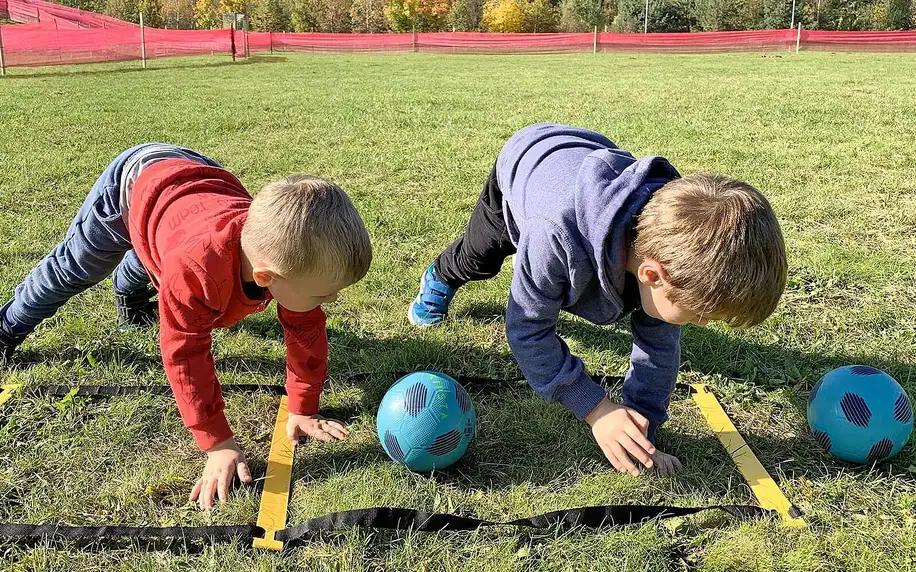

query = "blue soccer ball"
[377, 371, 476, 472]
[808, 365, 913, 464]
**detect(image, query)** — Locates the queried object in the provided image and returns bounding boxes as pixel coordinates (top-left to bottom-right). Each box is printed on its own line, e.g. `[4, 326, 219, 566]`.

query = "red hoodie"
[127, 159, 328, 450]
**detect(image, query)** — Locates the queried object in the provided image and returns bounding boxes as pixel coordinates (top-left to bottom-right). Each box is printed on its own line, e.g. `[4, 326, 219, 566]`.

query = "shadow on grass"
[460, 300, 914, 392]
[2, 55, 288, 81]
[220, 312, 871, 504]
[6, 299, 911, 515]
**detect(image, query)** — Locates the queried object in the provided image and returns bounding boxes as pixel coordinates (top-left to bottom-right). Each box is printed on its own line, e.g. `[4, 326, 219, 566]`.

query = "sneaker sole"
[407, 303, 445, 328]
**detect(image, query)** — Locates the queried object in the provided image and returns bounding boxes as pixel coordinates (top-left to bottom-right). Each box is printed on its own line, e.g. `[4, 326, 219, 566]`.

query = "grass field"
[0, 51, 915, 571]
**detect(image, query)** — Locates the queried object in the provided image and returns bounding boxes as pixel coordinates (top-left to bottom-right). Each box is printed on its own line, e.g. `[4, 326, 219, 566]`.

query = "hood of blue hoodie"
[574, 150, 681, 304]
[497, 123, 680, 312]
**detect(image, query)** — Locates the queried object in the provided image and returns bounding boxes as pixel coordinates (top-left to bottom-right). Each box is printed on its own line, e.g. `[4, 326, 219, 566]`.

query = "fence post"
[139, 12, 147, 69]
[230, 27, 236, 62]
[243, 15, 249, 58]
[269, 31, 273, 54]
[0, 25, 6, 77]
[643, 0, 649, 33]
[796, 22, 802, 53]
[593, 26, 597, 53]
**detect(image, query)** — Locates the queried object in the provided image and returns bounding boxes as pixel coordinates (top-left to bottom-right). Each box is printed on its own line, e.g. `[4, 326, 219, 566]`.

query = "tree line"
[56, 0, 915, 33]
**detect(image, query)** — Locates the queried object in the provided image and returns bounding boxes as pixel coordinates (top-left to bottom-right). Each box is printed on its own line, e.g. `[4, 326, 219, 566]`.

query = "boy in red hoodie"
[0, 144, 372, 510]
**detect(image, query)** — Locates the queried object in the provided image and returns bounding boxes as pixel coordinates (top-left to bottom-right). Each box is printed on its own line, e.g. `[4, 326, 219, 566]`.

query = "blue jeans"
[2, 143, 221, 334]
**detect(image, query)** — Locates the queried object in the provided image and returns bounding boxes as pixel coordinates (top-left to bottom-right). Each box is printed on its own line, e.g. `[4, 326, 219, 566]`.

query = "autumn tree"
[194, 0, 221, 27]
[252, 0, 290, 30]
[351, 0, 389, 30]
[481, 0, 524, 30]
[160, 0, 196, 27]
[290, 0, 319, 29]
[522, 0, 558, 30]
[385, 0, 451, 31]
[447, 0, 485, 29]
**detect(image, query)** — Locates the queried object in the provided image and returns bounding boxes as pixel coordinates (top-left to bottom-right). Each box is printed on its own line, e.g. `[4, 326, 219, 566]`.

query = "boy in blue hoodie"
[409, 124, 787, 475]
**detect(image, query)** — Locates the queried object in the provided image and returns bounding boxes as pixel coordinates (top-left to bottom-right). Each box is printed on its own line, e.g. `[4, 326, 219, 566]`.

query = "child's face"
[633, 259, 714, 327]
[259, 271, 348, 313]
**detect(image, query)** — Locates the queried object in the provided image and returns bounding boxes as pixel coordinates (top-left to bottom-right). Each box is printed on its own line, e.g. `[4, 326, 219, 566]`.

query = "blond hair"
[242, 174, 372, 284]
[634, 173, 787, 328]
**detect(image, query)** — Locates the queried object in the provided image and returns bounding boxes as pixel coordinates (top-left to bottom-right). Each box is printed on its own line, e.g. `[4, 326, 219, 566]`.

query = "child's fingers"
[199, 480, 215, 511]
[609, 441, 639, 476]
[618, 434, 653, 468]
[325, 420, 349, 437]
[237, 461, 252, 484]
[627, 410, 650, 432]
[322, 423, 348, 441]
[598, 443, 626, 473]
[314, 430, 335, 443]
[217, 473, 230, 504]
[625, 425, 656, 456]
[190, 479, 203, 501]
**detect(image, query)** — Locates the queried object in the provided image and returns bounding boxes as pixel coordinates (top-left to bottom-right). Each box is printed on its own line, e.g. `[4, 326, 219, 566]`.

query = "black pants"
[435, 163, 517, 289]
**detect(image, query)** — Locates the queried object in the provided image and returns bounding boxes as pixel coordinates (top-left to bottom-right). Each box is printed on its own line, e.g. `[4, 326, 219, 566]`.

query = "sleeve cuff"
[647, 423, 658, 444]
[286, 390, 320, 417]
[553, 375, 608, 421]
[189, 413, 234, 451]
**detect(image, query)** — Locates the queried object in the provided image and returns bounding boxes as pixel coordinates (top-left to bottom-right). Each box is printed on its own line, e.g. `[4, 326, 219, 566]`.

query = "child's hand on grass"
[191, 437, 252, 511]
[586, 397, 656, 476]
[287, 413, 349, 445]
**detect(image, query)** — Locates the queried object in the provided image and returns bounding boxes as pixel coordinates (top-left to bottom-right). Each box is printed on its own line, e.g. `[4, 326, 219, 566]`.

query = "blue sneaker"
[408, 264, 458, 327]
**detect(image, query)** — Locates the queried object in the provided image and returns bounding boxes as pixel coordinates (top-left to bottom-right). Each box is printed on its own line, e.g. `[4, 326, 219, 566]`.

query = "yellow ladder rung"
[0, 384, 21, 408]
[690, 384, 807, 528]
[253, 395, 295, 550]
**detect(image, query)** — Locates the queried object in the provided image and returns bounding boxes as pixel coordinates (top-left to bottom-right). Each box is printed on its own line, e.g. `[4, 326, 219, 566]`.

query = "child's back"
[0, 145, 373, 509]
[409, 122, 786, 476]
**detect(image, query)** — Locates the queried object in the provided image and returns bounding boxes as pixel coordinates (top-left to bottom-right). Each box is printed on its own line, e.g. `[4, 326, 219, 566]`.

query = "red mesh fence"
[4, 0, 134, 28]
[804, 29, 916, 51]
[146, 28, 242, 59]
[419, 32, 592, 53]
[244, 29, 916, 56]
[598, 29, 798, 52]
[244, 30, 795, 55]
[0, 26, 245, 67]
[2, 27, 141, 66]
[3, 0, 916, 73]
[248, 32, 416, 53]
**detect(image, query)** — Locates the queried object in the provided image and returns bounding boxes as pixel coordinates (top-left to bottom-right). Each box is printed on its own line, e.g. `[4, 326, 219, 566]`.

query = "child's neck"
[625, 247, 641, 275]
[239, 242, 256, 284]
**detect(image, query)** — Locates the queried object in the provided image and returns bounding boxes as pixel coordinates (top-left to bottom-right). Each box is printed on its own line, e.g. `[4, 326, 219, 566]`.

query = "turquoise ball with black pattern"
[377, 371, 476, 472]
[808, 365, 912, 464]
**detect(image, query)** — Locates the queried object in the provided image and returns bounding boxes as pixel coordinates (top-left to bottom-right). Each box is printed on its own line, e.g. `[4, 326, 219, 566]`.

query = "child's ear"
[252, 268, 278, 288]
[637, 258, 670, 288]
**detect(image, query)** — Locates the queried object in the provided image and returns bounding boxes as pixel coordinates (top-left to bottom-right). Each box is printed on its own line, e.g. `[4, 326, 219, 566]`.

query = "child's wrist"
[205, 437, 239, 454]
[585, 397, 618, 427]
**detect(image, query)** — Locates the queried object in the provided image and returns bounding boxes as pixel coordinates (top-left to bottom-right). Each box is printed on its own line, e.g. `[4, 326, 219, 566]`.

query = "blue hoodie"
[497, 123, 682, 440]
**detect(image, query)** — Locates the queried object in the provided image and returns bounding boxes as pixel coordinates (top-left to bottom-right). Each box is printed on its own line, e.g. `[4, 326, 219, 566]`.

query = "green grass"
[1, 51, 915, 571]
